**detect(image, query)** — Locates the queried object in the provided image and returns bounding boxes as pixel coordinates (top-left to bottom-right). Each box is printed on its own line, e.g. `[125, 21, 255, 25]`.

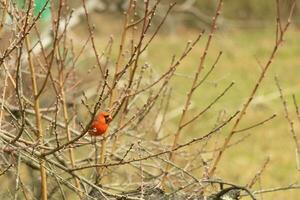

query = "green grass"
[144, 27, 300, 199]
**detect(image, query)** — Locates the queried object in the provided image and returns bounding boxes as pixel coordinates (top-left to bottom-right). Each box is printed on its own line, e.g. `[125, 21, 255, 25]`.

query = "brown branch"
[275, 76, 300, 170]
[0, 164, 12, 176]
[234, 114, 276, 133]
[180, 81, 234, 129]
[163, 0, 223, 185]
[292, 94, 300, 123]
[0, 0, 50, 66]
[208, 0, 296, 177]
[247, 157, 270, 188]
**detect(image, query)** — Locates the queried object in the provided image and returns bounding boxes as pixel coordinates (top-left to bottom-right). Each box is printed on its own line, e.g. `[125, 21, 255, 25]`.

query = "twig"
[252, 183, 300, 195]
[247, 157, 270, 188]
[25, 35, 48, 200]
[292, 94, 300, 123]
[0, 164, 12, 176]
[234, 114, 276, 133]
[162, 0, 223, 186]
[275, 76, 300, 170]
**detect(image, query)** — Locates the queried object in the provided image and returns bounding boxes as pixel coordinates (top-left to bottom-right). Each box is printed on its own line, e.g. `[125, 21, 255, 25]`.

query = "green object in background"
[17, 0, 51, 21]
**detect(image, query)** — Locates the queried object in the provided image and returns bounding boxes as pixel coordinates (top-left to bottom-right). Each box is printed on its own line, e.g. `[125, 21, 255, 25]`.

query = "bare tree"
[0, 0, 298, 199]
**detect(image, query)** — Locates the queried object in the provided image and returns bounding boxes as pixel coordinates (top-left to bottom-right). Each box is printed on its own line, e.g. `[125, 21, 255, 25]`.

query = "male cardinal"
[89, 111, 112, 136]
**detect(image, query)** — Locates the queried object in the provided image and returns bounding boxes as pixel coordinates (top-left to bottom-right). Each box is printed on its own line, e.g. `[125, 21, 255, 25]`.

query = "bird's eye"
[104, 115, 112, 123]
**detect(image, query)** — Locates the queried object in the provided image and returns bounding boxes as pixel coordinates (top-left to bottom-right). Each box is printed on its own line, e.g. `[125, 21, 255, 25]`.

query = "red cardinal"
[89, 111, 112, 136]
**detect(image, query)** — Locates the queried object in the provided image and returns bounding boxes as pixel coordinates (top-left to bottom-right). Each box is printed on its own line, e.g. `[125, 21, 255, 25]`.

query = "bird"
[89, 111, 112, 136]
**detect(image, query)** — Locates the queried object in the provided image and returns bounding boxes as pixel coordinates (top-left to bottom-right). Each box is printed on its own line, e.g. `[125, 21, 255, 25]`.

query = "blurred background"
[72, 1, 300, 199]
[1, 0, 300, 199]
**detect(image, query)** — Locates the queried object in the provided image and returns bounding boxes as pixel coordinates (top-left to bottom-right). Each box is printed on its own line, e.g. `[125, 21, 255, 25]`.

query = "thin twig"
[275, 76, 300, 170]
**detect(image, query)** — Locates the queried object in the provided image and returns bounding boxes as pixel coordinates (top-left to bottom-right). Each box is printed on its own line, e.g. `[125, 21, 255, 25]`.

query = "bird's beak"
[106, 115, 113, 124]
